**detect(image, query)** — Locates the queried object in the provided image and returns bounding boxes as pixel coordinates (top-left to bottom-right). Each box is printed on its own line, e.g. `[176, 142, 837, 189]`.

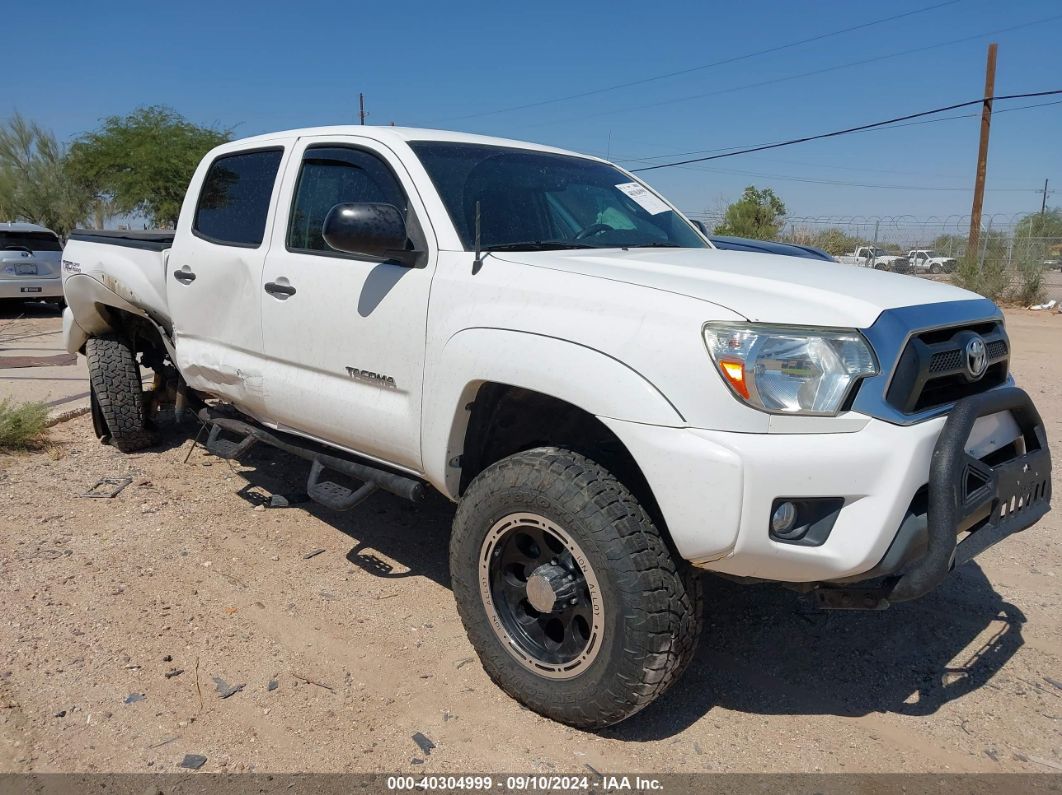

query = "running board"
[196, 407, 426, 506]
[307, 459, 377, 511]
[206, 424, 258, 459]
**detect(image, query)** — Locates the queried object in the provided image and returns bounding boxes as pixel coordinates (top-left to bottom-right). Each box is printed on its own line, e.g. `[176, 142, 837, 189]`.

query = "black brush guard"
[816, 387, 1051, 609]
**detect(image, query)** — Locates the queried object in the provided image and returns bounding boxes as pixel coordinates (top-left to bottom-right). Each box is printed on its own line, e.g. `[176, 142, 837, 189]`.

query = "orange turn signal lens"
[719, 360, 750, 399]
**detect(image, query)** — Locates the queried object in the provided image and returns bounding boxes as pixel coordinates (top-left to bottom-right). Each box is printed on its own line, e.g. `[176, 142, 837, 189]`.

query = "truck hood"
[492, 247, 983, 328]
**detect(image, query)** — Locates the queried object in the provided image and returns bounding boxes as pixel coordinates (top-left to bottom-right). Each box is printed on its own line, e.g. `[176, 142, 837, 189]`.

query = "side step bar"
[197, 407, 426, 507]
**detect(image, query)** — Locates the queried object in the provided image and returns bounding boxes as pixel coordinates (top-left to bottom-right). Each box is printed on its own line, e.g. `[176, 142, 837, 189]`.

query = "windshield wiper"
[483, 241, 596, 252]
[621, 242, 682, 249]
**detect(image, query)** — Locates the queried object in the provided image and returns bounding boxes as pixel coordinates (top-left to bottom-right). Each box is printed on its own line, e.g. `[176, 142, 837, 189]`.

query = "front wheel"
[450, 447, 702, 729]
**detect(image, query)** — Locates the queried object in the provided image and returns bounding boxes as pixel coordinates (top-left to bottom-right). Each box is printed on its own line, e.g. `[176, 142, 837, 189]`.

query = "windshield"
[409, 142, 707, 251]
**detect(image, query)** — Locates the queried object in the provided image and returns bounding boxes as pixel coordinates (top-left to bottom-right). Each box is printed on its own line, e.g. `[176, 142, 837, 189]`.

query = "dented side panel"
[60, 239, 171, 327]
[164, 137, 293, 418]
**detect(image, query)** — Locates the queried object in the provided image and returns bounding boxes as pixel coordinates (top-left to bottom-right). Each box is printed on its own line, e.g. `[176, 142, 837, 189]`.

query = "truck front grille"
[885, 321, 1009, 414]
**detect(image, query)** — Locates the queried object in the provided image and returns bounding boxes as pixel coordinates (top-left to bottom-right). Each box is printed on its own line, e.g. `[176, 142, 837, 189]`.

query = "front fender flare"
[422, 328, 684, 497]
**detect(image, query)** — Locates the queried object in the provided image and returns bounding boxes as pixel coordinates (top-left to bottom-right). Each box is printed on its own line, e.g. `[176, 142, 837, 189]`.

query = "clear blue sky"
[6, 0, 1060, 223]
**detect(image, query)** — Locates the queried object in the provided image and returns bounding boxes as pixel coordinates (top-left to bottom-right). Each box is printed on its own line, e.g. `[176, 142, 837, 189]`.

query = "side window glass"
[194, 149, 284, 247]
[287, 147, 409, 253]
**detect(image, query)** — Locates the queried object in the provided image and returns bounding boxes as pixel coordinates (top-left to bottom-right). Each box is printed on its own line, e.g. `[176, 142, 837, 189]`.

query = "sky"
[5, 0, 1060, 227]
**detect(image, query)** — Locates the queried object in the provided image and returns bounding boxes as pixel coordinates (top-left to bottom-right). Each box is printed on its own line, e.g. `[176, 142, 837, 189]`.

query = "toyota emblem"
[964, 336, 988, 380]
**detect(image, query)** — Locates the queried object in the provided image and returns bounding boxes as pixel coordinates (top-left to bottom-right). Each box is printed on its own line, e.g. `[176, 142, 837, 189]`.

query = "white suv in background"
[0, 222, 65, 306]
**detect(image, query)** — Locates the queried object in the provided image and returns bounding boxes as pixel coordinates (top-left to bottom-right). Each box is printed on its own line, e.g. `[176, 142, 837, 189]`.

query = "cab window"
[193, 148, 284, 247]
[287, 146, 408, 253]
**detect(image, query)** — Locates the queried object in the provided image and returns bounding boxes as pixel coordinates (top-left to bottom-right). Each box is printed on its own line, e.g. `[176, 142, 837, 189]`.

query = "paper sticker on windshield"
[615, 182, 671, 215]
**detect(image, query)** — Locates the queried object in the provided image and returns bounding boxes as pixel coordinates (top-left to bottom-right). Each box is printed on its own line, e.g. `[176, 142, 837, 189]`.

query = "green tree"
[1014, 207, 1062, 240]
[0, 114, 95, 237]
[811, 227, 861, 256]
[952, 229, 1009, 301]
[68, 106, 230, 228]
[929, 233, 967, 258]
[1008, 209, 1060, 305]
[712, 186, 786, 240]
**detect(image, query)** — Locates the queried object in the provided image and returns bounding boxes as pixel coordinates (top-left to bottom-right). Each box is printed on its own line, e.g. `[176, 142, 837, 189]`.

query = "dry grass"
[0, 398, 50, 450]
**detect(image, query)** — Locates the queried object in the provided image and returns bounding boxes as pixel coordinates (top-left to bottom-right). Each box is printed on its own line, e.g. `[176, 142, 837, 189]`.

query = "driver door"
[259, 136, 437, 472]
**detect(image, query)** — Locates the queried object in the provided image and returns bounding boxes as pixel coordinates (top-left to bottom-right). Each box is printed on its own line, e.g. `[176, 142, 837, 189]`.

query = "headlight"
[703, 322, 877, 415]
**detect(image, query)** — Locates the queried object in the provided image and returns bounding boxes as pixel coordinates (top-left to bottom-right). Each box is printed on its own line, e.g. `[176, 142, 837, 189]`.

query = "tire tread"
[451, 447, 702, 729]
[85, 335, 156, 453]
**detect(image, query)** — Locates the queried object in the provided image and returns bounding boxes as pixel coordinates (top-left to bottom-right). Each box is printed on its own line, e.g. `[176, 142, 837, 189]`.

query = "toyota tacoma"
[61, 127, 1052, 729]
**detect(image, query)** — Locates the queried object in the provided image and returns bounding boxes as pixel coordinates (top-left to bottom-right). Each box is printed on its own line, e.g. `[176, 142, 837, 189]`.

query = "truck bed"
[62, 231, 173, 325]
[67, 230, 175, 252]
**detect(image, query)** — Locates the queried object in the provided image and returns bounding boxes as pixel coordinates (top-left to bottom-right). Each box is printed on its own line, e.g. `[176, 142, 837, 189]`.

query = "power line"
[442, 0, 964, 122]
[512, 13, 1062, 132]
[629, 90, 1062, 172]
[631, 162, 1042, 192]
[613, 97, 1062, 171]
[621, 154, 1048, 191]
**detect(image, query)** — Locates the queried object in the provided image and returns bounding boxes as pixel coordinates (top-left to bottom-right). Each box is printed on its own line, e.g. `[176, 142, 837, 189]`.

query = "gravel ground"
[0, 308, 1060, 775]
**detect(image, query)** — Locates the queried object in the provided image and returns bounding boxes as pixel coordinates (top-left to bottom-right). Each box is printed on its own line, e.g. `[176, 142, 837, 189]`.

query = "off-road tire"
[450, 447, 703, 729]
[85, 334, 156, 452]
[930, 263, 942, 274]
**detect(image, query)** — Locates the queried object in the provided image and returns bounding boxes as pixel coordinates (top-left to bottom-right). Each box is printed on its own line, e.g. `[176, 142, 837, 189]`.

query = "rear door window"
[194, 149, 284, 247]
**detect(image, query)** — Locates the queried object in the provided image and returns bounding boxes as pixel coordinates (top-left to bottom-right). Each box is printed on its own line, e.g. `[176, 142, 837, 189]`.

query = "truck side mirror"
[321, 203, 419, 265]
[691, 219, 708, 236]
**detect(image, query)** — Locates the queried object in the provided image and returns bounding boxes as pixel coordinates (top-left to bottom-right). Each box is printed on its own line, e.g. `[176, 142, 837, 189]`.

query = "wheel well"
[98, 308, 169, 372]
[459, 384, 668, 535]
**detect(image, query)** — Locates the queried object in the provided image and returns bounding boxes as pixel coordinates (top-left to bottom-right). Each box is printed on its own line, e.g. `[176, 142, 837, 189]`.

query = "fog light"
[771, 501, 798, 534]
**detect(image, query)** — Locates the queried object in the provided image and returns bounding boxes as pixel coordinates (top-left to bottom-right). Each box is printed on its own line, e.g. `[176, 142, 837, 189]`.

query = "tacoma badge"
[345, 367, 397, 389]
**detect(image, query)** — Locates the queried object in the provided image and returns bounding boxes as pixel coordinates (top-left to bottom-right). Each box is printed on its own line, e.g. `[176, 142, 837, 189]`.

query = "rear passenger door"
[167, 145, 287, 419]
[259, 137, 437, 472]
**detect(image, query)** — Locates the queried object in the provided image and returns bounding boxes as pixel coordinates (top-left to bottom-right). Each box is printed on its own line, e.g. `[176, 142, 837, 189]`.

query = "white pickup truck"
[61, 127, 1052, 729]
[907, 249, 958, 275]
[836, 245, 909, 271]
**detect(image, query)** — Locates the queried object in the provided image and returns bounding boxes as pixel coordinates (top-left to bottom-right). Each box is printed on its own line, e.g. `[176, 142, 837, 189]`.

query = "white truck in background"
[837, 245, 909, 271]
[60, 126, 1052, 729]
[908, 249, 958, 274]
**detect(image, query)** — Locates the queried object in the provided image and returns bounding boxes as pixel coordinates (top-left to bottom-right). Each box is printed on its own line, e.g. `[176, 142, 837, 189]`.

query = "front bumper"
[817, 387, 1050, 608]
[602, 387, 1051, 601]
[0, 276, 63, 299]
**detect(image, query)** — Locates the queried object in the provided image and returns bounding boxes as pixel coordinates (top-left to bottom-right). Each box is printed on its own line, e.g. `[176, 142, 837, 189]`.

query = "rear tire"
[450, 447, 702, 729]
[85, 334, 157, 452]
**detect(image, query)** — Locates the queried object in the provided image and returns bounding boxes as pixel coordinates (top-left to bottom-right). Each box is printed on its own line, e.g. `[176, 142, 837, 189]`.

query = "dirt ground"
[0, 308, 1060, 775]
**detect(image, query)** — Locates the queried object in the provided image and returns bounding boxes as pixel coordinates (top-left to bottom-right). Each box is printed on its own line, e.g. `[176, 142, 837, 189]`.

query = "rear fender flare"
[63, 273, 175, 360]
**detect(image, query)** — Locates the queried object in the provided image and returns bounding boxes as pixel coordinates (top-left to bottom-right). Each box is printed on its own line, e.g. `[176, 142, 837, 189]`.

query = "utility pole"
[359, 93, 366, 125]
[1042, 178, 1050, 217]
[967, 42, 997, 261]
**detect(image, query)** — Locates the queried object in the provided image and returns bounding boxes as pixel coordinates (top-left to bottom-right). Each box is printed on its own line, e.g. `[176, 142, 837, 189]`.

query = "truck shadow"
[181, 431, 1024, 740]
[208, 440, 456, 586]
[0, 300, 64, 320]
[605, 567, 1025, 741]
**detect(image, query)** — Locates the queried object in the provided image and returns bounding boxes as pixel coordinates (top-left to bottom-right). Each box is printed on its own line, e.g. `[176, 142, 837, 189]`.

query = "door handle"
[173, 269, 196, 284]
[264, 281, 296, 297]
